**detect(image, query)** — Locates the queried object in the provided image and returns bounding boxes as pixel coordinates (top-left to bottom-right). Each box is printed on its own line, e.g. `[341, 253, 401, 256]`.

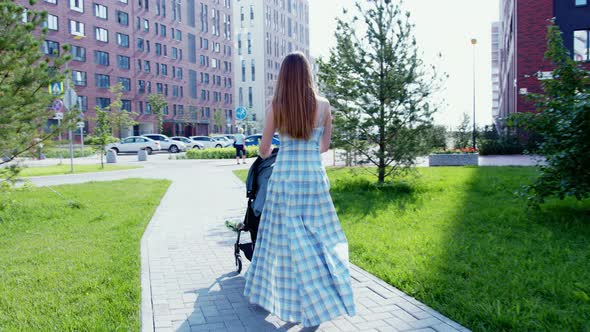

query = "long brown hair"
[272, 52, 317, 140]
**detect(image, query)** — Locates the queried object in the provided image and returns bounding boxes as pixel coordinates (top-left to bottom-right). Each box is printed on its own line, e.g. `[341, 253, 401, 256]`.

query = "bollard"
[106, 149, 117, 164]
[138, 149, 148, 161]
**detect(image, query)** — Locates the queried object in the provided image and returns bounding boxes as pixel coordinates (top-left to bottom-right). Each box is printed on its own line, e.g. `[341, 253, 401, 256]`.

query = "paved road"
[28, 157, 471, 332]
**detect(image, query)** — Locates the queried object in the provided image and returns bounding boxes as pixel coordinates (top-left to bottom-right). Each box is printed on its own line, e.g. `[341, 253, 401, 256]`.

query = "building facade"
[491, 22, 500, 126]
[496, 0, 590, 128]
[23, 0, 235, 139]
[233, 0, 310, 131]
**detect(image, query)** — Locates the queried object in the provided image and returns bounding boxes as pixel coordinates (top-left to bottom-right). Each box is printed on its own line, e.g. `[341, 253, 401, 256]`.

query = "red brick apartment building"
[496, 0, 590, 128]
[18, 0, 235, 138]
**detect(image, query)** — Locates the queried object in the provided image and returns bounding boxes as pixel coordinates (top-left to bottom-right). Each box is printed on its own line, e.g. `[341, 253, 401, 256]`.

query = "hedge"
[185, 146, 259, 159]
[478, 139, 525, 155]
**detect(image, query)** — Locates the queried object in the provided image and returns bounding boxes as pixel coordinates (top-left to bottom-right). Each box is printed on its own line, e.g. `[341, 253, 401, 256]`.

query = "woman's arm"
[320, 102, 332, 154]
[259, 107, 276, 159]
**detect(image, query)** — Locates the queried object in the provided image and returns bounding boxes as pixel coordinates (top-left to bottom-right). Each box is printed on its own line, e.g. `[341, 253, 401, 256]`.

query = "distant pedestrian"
[234, 128, 246, 164]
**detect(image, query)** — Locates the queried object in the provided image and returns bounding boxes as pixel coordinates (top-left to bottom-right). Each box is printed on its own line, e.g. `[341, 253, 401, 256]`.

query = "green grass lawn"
[16, 164, 141, 177]
[0, 179, 170, 330]
[234, 167, 590, 331]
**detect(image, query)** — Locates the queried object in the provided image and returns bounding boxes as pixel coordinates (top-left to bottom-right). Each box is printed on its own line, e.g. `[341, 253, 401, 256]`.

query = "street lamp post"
[471, 38, 477, 149]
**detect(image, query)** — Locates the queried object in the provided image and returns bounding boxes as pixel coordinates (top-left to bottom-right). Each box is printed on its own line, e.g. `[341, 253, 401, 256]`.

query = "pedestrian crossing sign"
[49, 82, 64, 96]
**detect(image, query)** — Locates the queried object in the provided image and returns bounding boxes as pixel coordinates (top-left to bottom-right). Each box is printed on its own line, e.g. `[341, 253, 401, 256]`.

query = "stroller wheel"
[236, 257, 243, 274]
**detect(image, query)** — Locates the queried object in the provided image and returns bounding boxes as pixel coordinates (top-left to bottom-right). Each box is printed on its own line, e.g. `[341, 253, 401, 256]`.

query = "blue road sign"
[236, 106, 247, 121]
[49, 82, 63, 96]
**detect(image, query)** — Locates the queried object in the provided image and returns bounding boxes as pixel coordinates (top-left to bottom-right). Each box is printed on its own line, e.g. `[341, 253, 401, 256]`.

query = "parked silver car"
[106, 136, 161, 155]
[170, 136, 204, 150]
[189, 136, 225, 148]
[143, 134, 187, 153]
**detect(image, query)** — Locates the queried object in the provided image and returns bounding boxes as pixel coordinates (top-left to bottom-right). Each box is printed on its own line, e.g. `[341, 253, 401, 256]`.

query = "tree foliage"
[515, 20, 590, 205]
[213, 109, 225, 134]
[92, 106, 116, 168]
[108, 83, 138, 139]
[453, 113, 471, 149]
[147, 94, 167, 134]
[0, 0, 71, 178]
[318, 0, 443, 182]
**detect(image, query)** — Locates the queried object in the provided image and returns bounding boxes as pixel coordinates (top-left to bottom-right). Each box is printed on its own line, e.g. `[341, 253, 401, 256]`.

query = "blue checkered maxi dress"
[243, 118, 356, 327]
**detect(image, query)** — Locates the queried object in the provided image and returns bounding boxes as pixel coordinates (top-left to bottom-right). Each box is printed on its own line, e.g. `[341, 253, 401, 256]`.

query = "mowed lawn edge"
[14, 164, 142, 178]
[233, 167, 590, 331]
[0, 178, 171, 330]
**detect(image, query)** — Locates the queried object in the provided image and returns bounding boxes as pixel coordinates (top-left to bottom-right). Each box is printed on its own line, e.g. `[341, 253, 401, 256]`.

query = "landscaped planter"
[429, 153, 478, 166]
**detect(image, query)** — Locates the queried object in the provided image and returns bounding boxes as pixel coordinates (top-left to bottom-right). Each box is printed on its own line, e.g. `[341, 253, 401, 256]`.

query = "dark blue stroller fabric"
[237, 148, 279, 262]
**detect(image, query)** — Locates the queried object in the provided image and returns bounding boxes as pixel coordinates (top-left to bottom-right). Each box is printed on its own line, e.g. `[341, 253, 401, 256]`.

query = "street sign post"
[77, 122, 85, 156]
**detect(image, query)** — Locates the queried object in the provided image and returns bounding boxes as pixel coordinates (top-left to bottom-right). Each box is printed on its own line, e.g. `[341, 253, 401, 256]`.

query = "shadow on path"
[177, 272, 318, 332]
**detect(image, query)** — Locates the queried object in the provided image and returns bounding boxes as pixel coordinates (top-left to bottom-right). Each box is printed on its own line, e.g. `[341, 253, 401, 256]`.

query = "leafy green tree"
[319, 0, 442, 183]
[108, 83, 138, 139]
[516, 20, 590, 205]
[0, 0, 71, 179]
[425, 125, 448, 152]
[147, 93, 167, 134]
[453, 113, 471, 149]
[213, 109, 225, 134]
[92, 106, 118, 168]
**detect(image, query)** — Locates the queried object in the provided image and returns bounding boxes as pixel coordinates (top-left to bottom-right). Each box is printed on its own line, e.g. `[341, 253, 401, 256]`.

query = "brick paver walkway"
[30, 158, 470, 332]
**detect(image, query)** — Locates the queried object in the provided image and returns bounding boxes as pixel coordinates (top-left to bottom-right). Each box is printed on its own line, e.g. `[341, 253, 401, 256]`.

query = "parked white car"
[106, 136, 161, 155]
[190, 136, 225, 148]
[143, 134, 186, 153]
[211, 135, 233, 148]
[170, 136, 204, 150]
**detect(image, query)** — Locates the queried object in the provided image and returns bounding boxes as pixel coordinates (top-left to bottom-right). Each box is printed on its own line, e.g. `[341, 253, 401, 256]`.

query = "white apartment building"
[233, 0, 310, 130]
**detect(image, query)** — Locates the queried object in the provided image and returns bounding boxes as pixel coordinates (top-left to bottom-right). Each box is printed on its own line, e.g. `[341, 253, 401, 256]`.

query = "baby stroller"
[234, 148, 279, 273]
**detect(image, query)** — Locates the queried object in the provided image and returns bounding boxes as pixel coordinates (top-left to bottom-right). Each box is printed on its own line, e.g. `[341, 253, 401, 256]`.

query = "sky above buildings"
[309, 0, 500, 128]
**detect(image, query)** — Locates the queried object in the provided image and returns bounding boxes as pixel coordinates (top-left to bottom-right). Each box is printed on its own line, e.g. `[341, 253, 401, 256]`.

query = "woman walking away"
[244, 52, 356, 327]
[234, 128, 246, 164]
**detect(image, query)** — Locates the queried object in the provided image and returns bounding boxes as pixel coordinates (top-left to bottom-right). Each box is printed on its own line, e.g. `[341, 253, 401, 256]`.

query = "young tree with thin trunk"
[108, 83, 138, 139]
[0, 0, 71, 179]
[147, 93, 167, 134]
[319, 0, 443, 183]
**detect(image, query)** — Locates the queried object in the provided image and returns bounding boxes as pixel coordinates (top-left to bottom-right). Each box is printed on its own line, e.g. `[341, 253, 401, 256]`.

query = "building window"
[143, 19, 149, 31]
[95, 74, 110, 88]
[76, 96, 88, 112]
[118, 77, 131, 91]
[137, 37, 144, 51]
[94, 50, 109, 66]
[574, 30, 590, 61]
[117, 33, 129, 47]
[69, 0, 84, 12]
[117, 10, 129, 25]
[117, 55, 130, 69]
[96, 97, 111, 109]
[72, 70, 87, 86]
[138, 80, 145, 93]
[160, 24, 167, 36]
[251, 59, 255, 81]
[175, 29, 182, 41]
[144, 60, 150, 73]
[69, 20, 85, 37]
[171, 47, 178, 59]
[155, 43, 162, 55]
[45, 0, 58, 4]
[43, 40, 60, 56]
[176, 67, 183, 79]
[248, 87, 253, 108]
[93, 3, 107, 19]
[247, 32, 252, 54]
[161, 64, 168, 76]
[122, 100, 132, 112]
[95, 27, 108, 42]
[576, 0, 588, 6]
[241, 60, 246, 82]
[45, 14, 58, 30]
[70, 45, 86, 62]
